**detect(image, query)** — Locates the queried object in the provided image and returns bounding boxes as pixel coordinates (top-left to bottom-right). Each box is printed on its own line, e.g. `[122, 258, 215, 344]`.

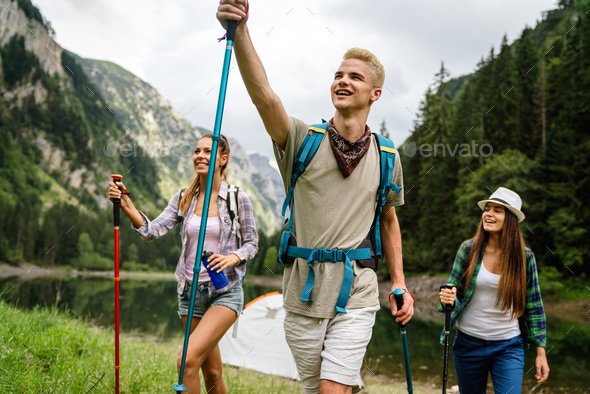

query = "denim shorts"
[178, 281, 243, 319]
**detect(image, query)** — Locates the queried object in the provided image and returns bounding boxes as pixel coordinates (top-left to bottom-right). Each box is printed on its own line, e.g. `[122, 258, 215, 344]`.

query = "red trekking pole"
[111, 174, 123, 394]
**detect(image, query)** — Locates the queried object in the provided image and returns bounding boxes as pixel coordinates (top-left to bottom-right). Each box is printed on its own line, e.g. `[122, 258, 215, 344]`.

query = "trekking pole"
[392, 288, 413, 394]
[440, 284, 455, 394]
[110, 174, 123, 394]
[173, 19, 238, 393]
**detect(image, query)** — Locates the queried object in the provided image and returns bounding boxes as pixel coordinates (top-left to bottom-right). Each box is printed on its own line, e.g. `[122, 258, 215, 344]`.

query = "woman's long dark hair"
[462, 206, 527, 321]
[178, 134, 230, 216]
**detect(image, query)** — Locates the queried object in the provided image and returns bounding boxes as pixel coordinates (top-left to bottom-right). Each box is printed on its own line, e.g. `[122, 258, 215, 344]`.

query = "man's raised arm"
[217, 0, 290, 148]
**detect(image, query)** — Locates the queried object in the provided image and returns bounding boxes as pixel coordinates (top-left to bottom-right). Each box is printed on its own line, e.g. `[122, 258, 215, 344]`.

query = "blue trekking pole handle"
[173, 19, 238, 393]
[393, 288, 413, 394]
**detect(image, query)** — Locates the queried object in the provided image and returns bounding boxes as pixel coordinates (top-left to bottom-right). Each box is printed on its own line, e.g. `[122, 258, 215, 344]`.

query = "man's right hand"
[217, 0, 248, 31]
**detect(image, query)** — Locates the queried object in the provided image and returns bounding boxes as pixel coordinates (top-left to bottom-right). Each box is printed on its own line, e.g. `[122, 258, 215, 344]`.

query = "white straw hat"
[477, 187, 525, 223]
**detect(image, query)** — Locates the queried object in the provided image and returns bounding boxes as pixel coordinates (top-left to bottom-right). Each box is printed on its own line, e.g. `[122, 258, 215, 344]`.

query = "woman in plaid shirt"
[108, 133, 258, 394]
[439, 187, 549, 393]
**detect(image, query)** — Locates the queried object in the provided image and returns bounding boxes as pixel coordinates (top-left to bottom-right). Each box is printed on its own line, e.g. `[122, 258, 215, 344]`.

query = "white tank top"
[184, 215, 220, 283]
[457, 263, 520, 340]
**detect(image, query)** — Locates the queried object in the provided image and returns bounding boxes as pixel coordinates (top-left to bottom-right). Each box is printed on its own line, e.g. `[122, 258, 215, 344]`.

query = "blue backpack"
[277, 120, 401, 313]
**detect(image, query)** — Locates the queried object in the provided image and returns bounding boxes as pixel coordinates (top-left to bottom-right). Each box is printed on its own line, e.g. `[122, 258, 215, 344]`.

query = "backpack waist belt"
[279, 234, 371, 313]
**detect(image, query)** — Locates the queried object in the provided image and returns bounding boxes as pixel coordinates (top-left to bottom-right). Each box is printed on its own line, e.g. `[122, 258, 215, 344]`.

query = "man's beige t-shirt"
[273, 117, 404, 319]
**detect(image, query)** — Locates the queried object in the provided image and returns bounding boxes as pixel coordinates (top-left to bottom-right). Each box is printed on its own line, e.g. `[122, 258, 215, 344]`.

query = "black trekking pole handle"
[226, 19, 237, 42]
[440, 284, 455, 394]
[111, 174, 123, 226]
[440, 284, 455, 332]
[440, 284, 455, 311]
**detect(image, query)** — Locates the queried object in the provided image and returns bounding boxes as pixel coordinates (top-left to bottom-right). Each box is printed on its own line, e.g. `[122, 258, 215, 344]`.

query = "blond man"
[217, 2, 414, 393]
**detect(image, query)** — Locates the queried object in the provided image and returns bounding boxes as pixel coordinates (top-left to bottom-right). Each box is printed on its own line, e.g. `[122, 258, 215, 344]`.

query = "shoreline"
[0, 262, 177, 281]
[2, 263, 588, 321]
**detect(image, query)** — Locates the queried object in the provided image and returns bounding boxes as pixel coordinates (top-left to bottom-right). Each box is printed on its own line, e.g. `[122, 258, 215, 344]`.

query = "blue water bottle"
[203, 251, 228, 290]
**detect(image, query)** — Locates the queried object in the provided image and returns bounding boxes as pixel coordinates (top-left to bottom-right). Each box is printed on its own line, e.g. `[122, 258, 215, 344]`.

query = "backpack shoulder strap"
[372, 133, 402, 258]
[227, 184, 247, 286]
[226, 184, 242, 247]
[281, 121, 329, 232]
[373, 133, 402, 195]
[177, 188, 188, 217]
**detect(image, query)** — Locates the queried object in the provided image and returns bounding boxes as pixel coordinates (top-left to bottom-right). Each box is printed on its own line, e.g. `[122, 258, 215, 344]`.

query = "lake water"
[1, 276, 588, 392]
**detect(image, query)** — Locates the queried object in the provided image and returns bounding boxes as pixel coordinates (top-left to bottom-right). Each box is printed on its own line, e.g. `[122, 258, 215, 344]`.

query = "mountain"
[249, 153, 285, 205]
[68, 54, 283, 233]
[0, 0, 282, 269]
[64, 52, 202, 197]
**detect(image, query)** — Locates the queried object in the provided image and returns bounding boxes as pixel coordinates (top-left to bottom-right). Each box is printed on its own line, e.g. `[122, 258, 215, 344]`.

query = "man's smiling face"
[331, 58, 381, 113]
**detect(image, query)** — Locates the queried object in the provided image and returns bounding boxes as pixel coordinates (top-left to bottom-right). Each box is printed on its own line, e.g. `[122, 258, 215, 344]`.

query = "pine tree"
[488, 35, 522, 151]
[379, 120, 389, 139]
[127, 243, 138, 263]
[425, 62, 452, 144]
[515, 27, 541, 158]
[77, 233, 94, 256]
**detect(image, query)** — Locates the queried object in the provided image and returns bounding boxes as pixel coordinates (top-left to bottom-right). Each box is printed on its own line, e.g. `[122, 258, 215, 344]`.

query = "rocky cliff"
[249, 153, 285, 205]
[0, 0, 63, 78]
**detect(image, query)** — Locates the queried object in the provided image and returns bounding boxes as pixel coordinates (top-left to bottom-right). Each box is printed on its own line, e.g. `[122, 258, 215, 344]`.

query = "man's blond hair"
[343, 47, 385, 88]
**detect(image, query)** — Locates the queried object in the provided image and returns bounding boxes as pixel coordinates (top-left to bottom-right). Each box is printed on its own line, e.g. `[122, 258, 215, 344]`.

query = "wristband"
[388, 289, 415, 306]
[403, 289, 415, 306]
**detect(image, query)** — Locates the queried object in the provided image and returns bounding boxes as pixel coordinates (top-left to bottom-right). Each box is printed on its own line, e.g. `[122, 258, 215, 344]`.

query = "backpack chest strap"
[286, 245, 371, 314]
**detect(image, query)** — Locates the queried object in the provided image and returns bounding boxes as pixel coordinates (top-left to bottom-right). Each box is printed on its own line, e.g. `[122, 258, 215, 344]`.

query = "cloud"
[35, 0, 555, 160]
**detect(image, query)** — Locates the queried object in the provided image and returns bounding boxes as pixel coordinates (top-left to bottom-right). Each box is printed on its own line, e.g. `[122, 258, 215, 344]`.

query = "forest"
[390, 0, 590, 284]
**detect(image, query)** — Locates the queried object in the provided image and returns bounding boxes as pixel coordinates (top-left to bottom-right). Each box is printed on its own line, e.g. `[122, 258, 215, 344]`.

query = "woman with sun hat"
[438, 187, 549, 393]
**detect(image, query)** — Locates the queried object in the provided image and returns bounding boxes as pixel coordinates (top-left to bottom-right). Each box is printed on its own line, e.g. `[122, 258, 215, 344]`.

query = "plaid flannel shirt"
[438, 239, 546, 348]
[132, 181, 258, 296]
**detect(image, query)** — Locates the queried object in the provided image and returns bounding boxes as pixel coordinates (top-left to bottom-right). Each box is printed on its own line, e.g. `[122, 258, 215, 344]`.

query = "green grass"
[0, 298, 302, 393]
[0, 299, 177, 393]
[1, 300, 436, 393]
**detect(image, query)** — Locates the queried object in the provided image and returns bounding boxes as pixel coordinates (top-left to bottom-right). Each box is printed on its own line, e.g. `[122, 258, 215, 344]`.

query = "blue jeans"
[453, 330, 524, 394]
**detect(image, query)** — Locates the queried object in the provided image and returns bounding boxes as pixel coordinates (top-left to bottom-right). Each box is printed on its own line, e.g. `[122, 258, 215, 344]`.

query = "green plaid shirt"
[438, 240, 546, 348]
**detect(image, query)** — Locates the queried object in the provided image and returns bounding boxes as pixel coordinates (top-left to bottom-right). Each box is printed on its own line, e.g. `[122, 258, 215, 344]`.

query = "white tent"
[219, 292, 300, 380]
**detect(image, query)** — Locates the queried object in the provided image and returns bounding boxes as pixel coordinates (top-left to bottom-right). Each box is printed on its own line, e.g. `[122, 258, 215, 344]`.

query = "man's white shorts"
[284, 304, 380, 394]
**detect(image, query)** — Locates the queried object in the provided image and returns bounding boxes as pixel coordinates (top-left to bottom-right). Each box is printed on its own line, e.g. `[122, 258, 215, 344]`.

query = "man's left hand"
[390, 289, 414, 325]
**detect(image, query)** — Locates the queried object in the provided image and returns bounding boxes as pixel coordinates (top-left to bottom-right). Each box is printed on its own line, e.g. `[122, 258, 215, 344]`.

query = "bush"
[154, 257, 167, 271]
[5, 248, 24, 265]
[122, 261, 151, 272]
[73, 232, 111, 270]
[77, 233, 94, 255]
[263, 246, 281, 276]
[74, 252, 112, 271]
[127, 243, 138, 263]
[538, 266, 564, 297]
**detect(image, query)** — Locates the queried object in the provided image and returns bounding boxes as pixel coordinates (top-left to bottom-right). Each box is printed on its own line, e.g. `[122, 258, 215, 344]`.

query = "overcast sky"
[35, 0, 556, 162]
